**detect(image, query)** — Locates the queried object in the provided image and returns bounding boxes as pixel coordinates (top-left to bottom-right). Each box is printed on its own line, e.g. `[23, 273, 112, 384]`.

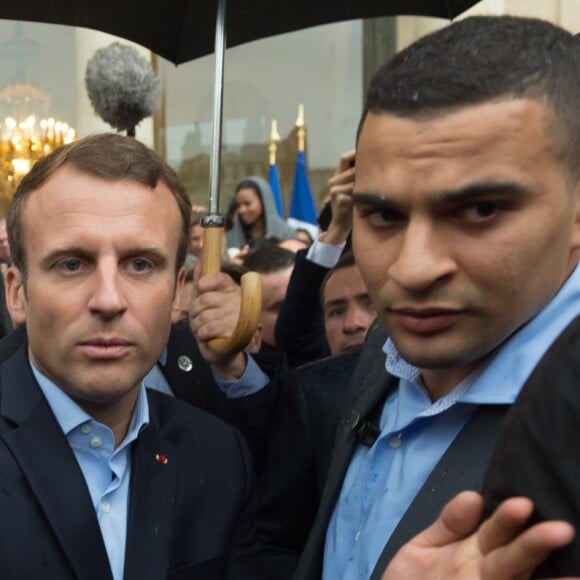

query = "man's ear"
[171, 267, 186, 324]
[246, 322, 263, 354]
[5, 267, 26, 326]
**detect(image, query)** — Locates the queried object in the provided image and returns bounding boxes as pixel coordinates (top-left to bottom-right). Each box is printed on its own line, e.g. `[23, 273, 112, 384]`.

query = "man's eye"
[359, 206, 404, 227]
[463, 202, 503, 222]
[57, 258, 82, 272]
[129, 259, 152, 272]
[327, 307, 345, 319]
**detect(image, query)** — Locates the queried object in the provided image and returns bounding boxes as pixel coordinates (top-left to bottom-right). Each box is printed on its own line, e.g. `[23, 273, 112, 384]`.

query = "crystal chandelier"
[0, 23, 75, 198]
[0, 84, 75, 183]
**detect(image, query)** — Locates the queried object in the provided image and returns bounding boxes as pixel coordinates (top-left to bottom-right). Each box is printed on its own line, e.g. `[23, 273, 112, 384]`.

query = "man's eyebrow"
[356, 292, 371, 300]
[324, 298, 347, 309]
[125, 246, 168, 258]
[352, 182, 529, 207]
[352, 193, 400, 210]
[40, 246, 90, 268]
[438, 181, 530, 203]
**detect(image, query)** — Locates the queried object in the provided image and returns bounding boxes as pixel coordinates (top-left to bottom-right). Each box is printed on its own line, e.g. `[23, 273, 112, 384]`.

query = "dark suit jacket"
[293, 321, 510, 580]
[274, 250, 331, 368]
[483, 315, 580, 577]
[0, 321, 279, 474]
[0, 346, 262, 579]
[256, 346, 362, 579]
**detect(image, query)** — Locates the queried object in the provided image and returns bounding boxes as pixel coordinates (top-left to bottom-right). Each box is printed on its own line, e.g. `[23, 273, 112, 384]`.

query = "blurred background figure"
[295, 228, 315, 246]
[321, 250, 376, 355]
[227, 176, 298, 255]
[188, 205, 207, 258]
[278, 236, 311, 253]
[244, 242, 296, 354]
[0, 219, 11, 272]
[176, 267, 195, 322]
[0, 219, 13, 338]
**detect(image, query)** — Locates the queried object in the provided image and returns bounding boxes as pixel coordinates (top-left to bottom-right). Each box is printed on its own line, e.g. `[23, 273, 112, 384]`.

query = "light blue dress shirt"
[143, 349, 269, 398]
[32, 364, 149, 580]
[323, 264, 580, 580]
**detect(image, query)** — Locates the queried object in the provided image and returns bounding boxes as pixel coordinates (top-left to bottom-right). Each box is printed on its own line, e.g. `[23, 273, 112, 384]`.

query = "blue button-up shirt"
[33, 365, 149, 580]
[144, 349, 269, 398]
[323, 264, 580, 580]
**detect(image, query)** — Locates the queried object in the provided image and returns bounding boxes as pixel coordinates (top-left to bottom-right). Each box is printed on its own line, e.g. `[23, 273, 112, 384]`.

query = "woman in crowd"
[226, 176, 297, 253]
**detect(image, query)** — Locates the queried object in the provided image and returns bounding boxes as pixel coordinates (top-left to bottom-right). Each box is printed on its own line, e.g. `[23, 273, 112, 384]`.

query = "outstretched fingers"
[417, 491, 485, 548]
[480, 516, 575, 579]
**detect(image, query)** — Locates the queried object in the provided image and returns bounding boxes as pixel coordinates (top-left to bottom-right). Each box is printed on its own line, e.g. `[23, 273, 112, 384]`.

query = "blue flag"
[269, 162, 284, 218]
[288, 151, 318, 237]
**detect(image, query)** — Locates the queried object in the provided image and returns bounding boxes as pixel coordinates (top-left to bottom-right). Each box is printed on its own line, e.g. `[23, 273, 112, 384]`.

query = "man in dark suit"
[0, 132, 262, 579]
[287, 15, 580, 580]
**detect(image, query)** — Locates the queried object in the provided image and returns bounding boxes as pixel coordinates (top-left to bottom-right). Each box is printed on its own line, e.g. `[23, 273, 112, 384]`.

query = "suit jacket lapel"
[124, 392, 177, 580]
[322, 355, 395, 524]
[323, 320, 394, 519]
[162, 321, 223, 414]
[0, 348, 113, 580]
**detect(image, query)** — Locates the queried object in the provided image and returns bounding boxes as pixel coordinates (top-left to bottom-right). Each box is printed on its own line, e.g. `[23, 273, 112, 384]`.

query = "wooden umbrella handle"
[201, 222, 262, 354]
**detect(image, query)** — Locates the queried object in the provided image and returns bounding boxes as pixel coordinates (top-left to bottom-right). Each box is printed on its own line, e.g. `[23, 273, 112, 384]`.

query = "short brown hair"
[7, 133, 192, 282]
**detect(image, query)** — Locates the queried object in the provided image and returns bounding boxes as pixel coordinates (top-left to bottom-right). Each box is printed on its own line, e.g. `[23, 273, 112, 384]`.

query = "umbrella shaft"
[209, 0, 227, 215]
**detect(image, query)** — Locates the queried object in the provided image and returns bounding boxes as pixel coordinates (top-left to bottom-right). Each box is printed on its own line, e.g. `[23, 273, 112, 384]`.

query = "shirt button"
[389, 436, 402, 448]
[102, 502, 110, 513]
[90, 437, 102, 448]
[81, 424, 90, 434]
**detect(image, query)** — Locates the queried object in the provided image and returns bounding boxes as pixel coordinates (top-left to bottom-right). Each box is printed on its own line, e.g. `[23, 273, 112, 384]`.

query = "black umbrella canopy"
[0, 0, 481, 65]
[0, 0, 483, 351]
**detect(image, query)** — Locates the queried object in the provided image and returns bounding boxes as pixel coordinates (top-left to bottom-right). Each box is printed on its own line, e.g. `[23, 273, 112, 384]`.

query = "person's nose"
[343, 304, 367, 334]
[87, 261, 128, 319]
[388, 218, 457, 293]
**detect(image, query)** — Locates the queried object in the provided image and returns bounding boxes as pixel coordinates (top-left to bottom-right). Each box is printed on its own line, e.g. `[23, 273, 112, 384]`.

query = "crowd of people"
[0, 13, 578, 580]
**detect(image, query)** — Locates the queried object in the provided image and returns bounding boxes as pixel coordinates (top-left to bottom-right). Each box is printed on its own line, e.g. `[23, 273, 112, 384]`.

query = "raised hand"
[382, 491, 576, 580]
[188, 262, 247, 379]
[323, 149, 356, 245]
